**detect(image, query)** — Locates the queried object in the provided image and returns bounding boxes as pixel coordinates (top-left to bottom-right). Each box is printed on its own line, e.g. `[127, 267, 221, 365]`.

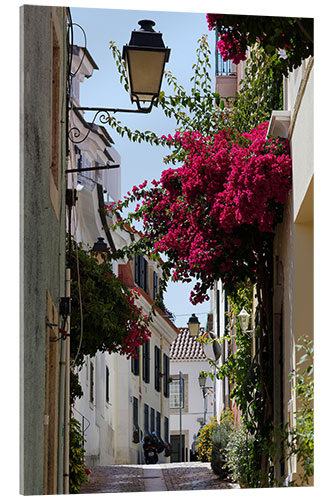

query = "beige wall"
[290, 63, 314, 222]
[272, 57, 313, 486]
[215, 75, 237, 99]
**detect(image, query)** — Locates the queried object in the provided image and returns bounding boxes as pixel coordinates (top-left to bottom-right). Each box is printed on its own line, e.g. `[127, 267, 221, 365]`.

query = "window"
[144, 404, 149, 434]
[216, 53, 232, 75]
[89, 361, 94, 404]
[170, 434, 185, 462]
[156, 411, 161, 437]
[150, 408, 155, 433]
[133, 397, 139, 428]
[164, 417, 169, 443]
[163, 354, 170, 398]
[153, 271, 159, 300]
[106, 365, 110, 403]
[154, 346, 161, 392]
[135, 254, 148, 292]
[131, 346, 140, 376]
[74, 145, 82, 170]
[169, 377, 184, 409]
[142, 340, 150, 384]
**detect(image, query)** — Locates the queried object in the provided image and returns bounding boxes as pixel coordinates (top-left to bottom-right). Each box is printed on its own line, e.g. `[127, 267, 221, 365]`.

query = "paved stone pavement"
[80, 462, 239, 494]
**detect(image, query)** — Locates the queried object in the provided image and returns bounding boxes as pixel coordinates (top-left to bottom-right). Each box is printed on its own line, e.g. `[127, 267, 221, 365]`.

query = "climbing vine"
[207, 13, 313, 76]
[104, 27, 299, 486]
[67, 237, 151, 369]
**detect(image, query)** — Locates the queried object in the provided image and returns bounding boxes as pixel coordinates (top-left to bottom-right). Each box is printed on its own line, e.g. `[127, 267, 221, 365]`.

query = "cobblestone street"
[80, 462, 239, 494]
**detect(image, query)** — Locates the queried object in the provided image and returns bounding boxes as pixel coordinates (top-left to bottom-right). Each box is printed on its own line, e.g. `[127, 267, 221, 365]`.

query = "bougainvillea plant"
[67, 237, 151, 368]
[107, 121, 291, 305]
[206, 13, 313, 75]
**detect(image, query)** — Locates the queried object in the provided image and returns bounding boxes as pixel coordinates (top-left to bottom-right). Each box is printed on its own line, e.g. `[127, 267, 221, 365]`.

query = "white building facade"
[169, 327, 214, 462]
[69, 44, 178, 466]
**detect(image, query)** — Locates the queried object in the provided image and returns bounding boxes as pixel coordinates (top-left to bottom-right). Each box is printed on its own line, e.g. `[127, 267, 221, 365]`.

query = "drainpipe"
[58, 324, 66, 494]
[64, 267, 71, 493]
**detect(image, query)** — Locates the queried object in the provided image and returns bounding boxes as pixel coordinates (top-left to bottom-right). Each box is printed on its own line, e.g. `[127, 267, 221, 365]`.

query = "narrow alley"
[80, 462, 240, 494]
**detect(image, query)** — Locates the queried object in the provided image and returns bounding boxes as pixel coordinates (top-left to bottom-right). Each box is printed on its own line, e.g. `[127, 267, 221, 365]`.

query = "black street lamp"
[198, 372, 213, 425]
[91, 237, 108, 253]
[187, 313, 200, 337]
[68, 17, 171, 148]
[71, 19, 170, 118]
[122, 20, 171, 111]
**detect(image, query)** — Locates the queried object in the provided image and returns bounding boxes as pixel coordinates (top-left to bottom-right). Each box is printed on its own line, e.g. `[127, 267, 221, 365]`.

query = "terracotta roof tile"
[169, 327, 206, 360]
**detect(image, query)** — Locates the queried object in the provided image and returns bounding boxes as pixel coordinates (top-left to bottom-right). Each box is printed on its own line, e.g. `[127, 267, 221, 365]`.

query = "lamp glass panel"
[198, 375, 206, 388]
[127, 49, 166, 100]
[188, 322, 199, 337]
[238, 310, 250, 332]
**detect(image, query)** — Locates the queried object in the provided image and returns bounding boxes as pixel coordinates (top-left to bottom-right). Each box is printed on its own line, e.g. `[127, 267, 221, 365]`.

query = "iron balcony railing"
[216, 52, 232, 76]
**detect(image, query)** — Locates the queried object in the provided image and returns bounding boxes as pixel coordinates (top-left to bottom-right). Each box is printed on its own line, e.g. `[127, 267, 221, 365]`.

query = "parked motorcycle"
[143, 434, 158, 464]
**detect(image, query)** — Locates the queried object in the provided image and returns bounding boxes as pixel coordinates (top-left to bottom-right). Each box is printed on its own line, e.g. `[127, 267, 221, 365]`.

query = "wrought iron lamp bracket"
[68, 96, 157, 145]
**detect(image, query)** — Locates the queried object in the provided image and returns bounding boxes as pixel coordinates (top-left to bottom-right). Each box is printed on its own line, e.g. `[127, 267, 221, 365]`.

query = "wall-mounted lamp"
[198, 372, 207, 389]
[71, 19, 170, 121]
[91, 237, 108, 253]
[187, 313, 200, 337]
[238, 308, 251, 333]
[122, 20, 170, 111]
[198, 372, 214, 425]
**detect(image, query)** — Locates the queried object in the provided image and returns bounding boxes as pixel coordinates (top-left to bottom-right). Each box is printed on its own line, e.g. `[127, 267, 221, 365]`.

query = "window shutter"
[106, 366, 110, 402]
[150, 408, 155, 432]
[143, 340, 150, 384]
[155, 346, 161, 392]
[135, 254, 140, 285]
[131, 347, 139, 376]
[156, 412, 161, 437]
[164, 417, 169, 442]
[141, 255, 148, 292]
[144, 404, 149, 433]
[153, 271, 158, 299]
[163, 354, 170, 398]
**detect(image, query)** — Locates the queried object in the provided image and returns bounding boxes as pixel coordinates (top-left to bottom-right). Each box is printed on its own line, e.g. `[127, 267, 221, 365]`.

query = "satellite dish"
[201, 331, 222, 361]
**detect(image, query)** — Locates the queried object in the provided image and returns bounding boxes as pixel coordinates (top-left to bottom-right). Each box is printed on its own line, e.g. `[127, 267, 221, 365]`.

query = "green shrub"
[288, 336, 314, 484]
[225, 424, 260, 487]
[197, 410, 234, 464]
[69, 418, 89, 494]
[211, 416, 234, 478]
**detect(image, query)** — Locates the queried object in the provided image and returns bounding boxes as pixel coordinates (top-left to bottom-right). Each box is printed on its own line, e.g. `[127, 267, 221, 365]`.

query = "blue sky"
[70, 5, 216, 326]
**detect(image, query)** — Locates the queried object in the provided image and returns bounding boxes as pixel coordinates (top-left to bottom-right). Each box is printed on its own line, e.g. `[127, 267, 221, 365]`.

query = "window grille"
[169, 378, 184, 409]
[215, 31, 233, 76]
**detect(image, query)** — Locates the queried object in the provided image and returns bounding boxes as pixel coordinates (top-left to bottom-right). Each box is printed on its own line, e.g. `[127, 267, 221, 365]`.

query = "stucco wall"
[272, 55, 313, 485]
[170, 358, 214, 460]
[291, 63, 314, 222]
[20, 5, 67, 494]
